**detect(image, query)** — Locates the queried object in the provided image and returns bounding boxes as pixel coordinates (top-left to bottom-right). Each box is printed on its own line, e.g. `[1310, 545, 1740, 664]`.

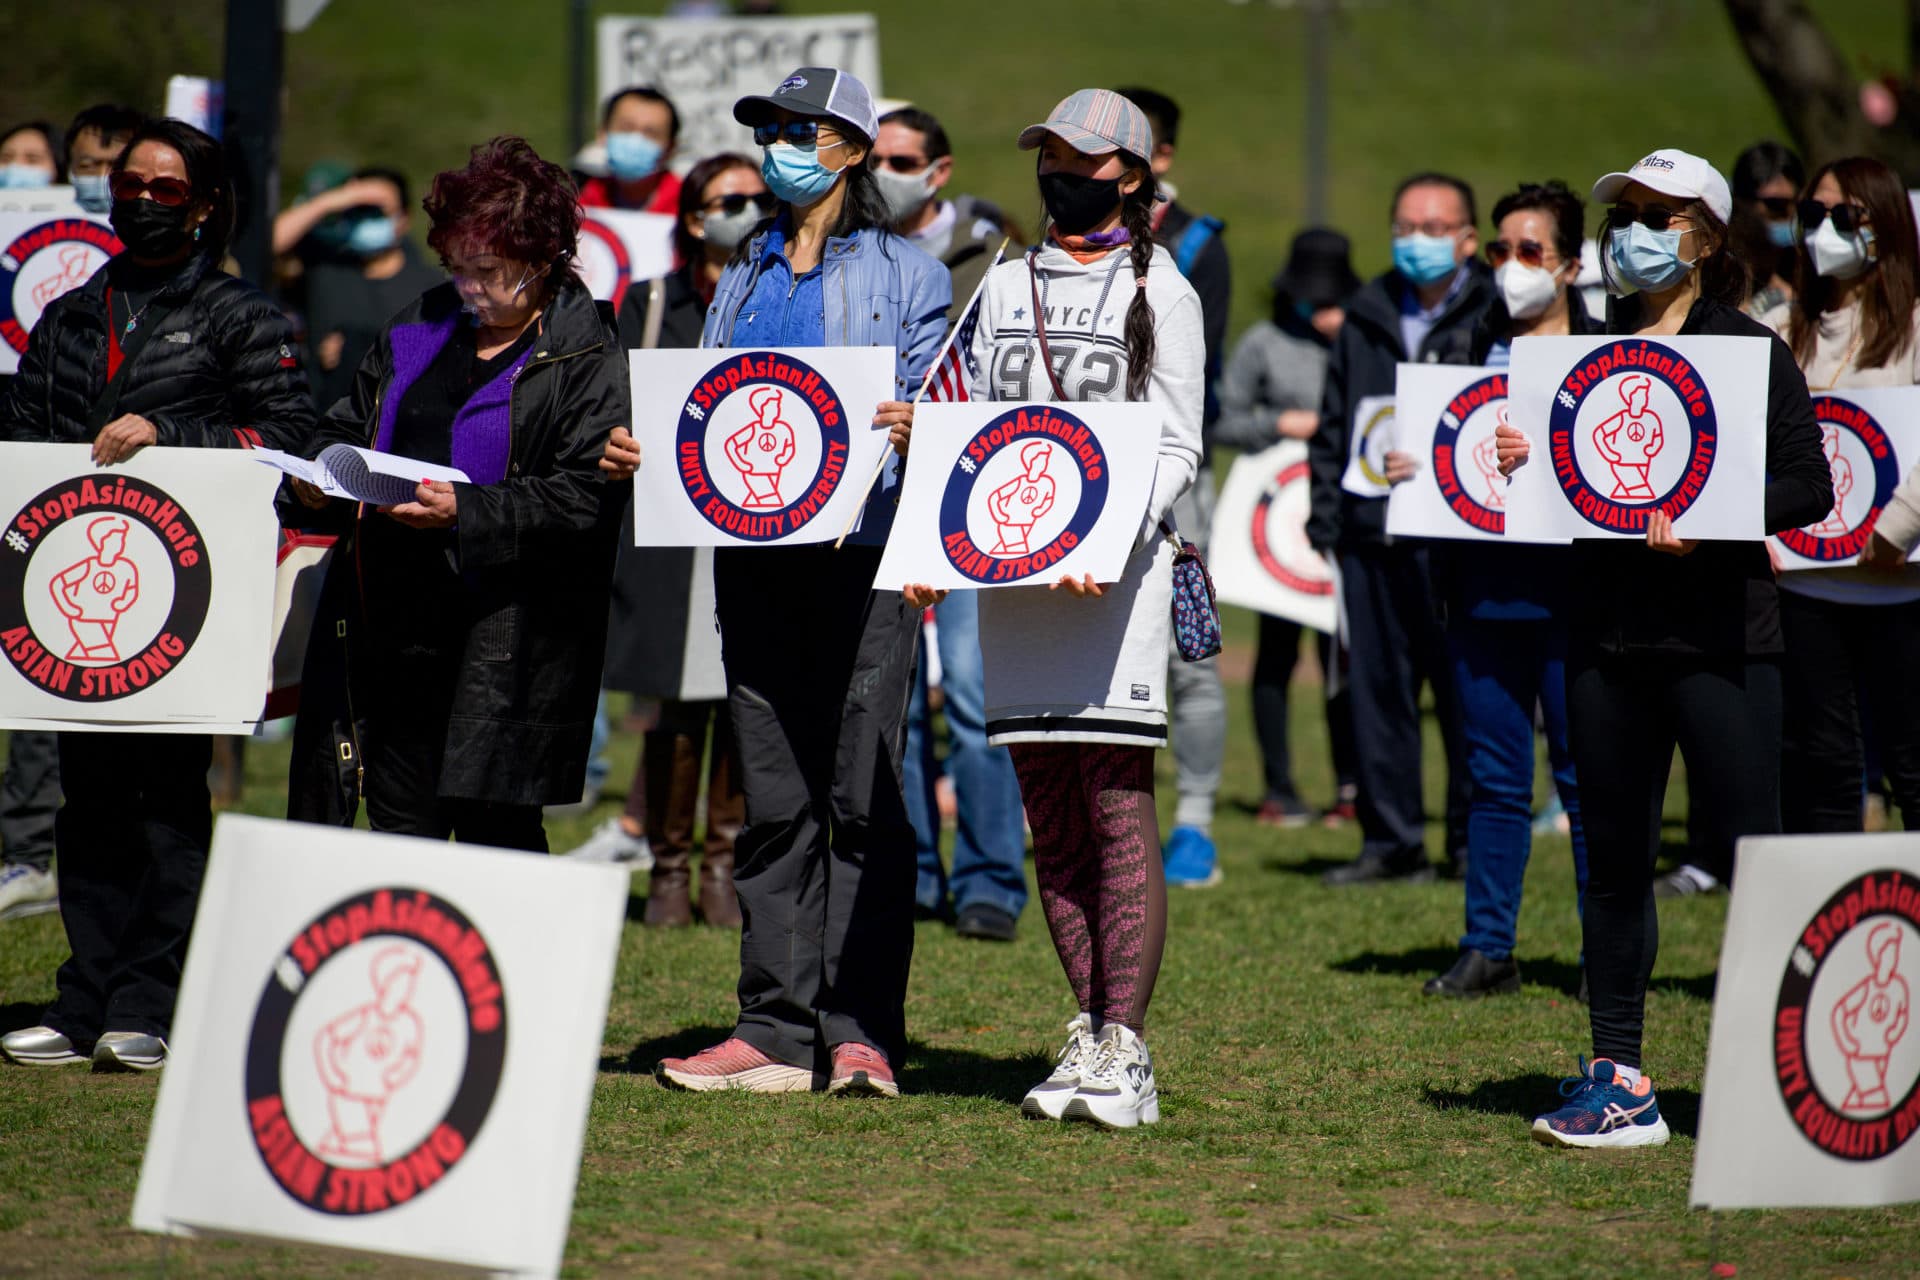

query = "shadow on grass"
[1424, 1073, 1700, 1138]
[1260, 855, 1360, 879]
[0, 1001, 46, 1035]
[602, 1024, 737, 1075]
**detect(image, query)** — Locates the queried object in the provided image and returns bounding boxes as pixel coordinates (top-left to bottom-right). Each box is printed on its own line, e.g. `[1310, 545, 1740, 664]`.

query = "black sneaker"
[1422, 948, 1521, 998]
[1321, 852, 1435, 887]
[953, 902, 1017, 942]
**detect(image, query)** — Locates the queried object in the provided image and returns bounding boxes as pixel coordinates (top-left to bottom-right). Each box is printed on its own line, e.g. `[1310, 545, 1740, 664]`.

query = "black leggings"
[1568, 653, 1782, 1069]
[1251, 616, 1354, 804]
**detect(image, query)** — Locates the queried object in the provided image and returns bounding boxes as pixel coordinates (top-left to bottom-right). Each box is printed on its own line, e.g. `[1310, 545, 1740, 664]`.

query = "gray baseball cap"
[733, 67, 880, 143]
[1018, 88, 1155, 159]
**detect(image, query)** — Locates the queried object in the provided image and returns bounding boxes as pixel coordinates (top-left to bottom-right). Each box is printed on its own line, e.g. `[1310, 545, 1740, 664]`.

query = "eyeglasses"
[1391, 220, 1464, 239]
[1605, 203, 1693, 233]
[108, 172, 193, 207]
[1486, 238, 1555, 269]
[873, 154, 931, 174]
[752, 120, 832, 148]
[1799, 200, 1869, 234]
[705, 193, 772, 217]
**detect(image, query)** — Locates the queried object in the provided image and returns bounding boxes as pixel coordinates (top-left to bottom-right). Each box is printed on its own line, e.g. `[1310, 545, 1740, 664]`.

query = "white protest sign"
[1209, 440, 1336, 632]
[0, 445, 277, 734]
[0, 211, 120, 375]
[1387, 364, 1520, 542]
[165, 75, 223, 137]
[1505, 334, 1769, 541]
[631, 346, 894, 546]
[1772, 387, 1920, 571]
[578, 208, 676, 312]
[133, 815, 628, 1277]
[1339, 394, 1395, 498]
[871, 402, 1160, 591]
[1692, 834, 1920, 1208]
[596, 14, 881, 174]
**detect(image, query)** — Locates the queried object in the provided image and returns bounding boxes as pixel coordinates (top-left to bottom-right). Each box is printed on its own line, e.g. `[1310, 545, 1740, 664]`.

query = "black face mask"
[1038, 170, 1124, 236]
[110, 198, 197, 259]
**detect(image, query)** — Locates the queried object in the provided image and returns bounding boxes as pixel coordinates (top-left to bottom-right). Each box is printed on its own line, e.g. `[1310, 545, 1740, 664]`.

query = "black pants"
[714, 543, 920, 1071]
[1, 729, 61, 871]
[1569, 652, 1782, 1069]
[1780, 591, 1920, 833]
[1337, 543, 1468, 866]
[1252, 617, 1352, 804]
[43, 732, 213, 1042]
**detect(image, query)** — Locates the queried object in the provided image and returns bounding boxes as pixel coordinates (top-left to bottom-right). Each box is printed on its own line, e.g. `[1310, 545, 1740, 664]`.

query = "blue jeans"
[586, 690, 612, 793]
[1449, 615, 1588, 961]
[905, 593, 1028, 919]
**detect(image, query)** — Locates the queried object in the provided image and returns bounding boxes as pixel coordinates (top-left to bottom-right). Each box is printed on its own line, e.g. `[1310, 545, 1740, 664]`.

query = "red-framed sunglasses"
[108, 172, 194, 207]
[1486, 238, 1553, 269]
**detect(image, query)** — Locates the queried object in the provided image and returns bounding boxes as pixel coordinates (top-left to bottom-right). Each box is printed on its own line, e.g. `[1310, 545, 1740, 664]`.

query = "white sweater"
[969, 241, 1205, 746]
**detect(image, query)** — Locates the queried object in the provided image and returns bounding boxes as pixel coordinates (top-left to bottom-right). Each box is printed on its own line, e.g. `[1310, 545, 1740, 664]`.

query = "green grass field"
[2, 613, 1917, 1277]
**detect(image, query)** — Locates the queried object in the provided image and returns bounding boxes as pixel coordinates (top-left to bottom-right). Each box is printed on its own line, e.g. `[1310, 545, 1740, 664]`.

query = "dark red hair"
[425, 136, 582, 290]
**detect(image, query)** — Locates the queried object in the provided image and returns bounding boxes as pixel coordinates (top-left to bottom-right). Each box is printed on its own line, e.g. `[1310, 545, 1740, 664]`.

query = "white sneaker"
[1020, 1013, 1097, 1121]
[1063, 1023, 1160, 1129]
[566, 818, 654, 869]
[0, 864, 57, 921]
[92, 1031, 167, 1072]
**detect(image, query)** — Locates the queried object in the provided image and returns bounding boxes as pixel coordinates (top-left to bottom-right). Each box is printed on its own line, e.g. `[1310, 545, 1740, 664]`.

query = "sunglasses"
[1486, 238, 1553, 269]
[1605, 203, 1693, 233]
[1799, 200, 1869, 234]
[108, 172, 193, 207]
[706, 193, 772, 217]
[873, 154, 931, 174]
[1758, 196, 1794, 219]
[752, 120, 832, 147]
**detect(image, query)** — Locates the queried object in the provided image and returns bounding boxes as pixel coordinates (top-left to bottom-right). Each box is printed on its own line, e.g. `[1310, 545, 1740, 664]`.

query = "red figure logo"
[723, 386, 797, 508]
[31, 245, 95, 311]
[1592, 374, 1664, 500]
[1810, 423, 1857, 537]
[48, 515, 140, 661]
[1471, 405, 1509, 510]
[1832, 922, 1912, 1114]
[987, 440, 1058, 555]
[311, 945, 426, 1165]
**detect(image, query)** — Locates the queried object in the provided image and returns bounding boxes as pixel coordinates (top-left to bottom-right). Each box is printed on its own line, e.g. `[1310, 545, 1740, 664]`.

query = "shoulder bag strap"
[1025, 253, 1068, 402]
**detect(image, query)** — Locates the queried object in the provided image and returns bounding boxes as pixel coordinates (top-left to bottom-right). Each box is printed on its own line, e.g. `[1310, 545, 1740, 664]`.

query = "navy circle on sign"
[937, 406, 1110, 584]
[1776, 395, 1901, 563]
[1429, 372, 1509, 535]
[1547, 339, 1717, 533]
[0, 218, 122, 354]
[676, 350, 850, 541]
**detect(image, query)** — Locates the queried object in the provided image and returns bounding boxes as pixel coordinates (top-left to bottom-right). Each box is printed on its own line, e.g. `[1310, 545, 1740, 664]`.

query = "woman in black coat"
[0, 119, 315, 1073]
[286, 137, 626, 852]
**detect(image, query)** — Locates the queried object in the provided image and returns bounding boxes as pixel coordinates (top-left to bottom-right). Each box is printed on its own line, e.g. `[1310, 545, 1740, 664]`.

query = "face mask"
[606, 132, 663, 183]
[1495, 260, 1561, 320]
[873, 165, 936, 223]
[1391, 233, 1460, 287]
[1604, 221, 1694, 295]
[1806, 219, 1873, 280]
[346, 215, 398, 256]
[760, 140, 844, 207]
[72, 173, 112, 214]
[0, 164, 51, 190]
[1767, 219, 1797, 249]
[1038, 170, 1124, 237]
[702, 203, 764, 251]
[111, 198, 197, 259]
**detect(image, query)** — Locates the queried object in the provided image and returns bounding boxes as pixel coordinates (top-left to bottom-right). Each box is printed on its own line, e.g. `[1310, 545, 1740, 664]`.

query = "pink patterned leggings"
[1009, 742, 1166, 1034]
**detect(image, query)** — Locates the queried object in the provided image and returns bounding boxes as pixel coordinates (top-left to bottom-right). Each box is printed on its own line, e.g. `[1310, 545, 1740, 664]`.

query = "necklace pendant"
[123, 315, 138, 336]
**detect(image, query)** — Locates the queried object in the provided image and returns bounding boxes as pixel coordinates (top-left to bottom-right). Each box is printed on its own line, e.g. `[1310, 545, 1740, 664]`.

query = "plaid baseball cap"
[733, 67, 880, 143]
[1018, 89, 1155, 159]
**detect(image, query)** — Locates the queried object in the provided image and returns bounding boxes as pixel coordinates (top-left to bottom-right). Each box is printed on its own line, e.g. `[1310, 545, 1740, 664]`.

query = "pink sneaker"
[655, 1037, 813, 1093]
[828, 1042, 899, 1097]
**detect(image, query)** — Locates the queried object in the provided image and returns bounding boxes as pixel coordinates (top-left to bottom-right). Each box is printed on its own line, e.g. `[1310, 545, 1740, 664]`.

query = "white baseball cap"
[1591, 149, 1732, 224]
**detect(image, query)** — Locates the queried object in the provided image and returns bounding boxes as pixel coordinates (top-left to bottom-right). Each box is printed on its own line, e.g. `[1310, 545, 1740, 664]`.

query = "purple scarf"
[373, 315, 533, 485]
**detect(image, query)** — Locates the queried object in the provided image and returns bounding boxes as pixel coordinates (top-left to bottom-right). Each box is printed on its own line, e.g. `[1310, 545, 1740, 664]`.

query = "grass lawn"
[2, 604, 1916, 1278]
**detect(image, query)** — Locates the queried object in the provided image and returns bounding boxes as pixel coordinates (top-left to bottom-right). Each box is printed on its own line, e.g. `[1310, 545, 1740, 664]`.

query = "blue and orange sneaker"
[1531, 1057, 1671, 1149]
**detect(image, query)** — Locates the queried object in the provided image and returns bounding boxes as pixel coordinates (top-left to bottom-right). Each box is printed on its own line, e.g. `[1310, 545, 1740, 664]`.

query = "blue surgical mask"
[0, 164, 52, 190]
[761, 140, 845, 207]
[606, 131, 663, 183]
[1605, 221, 1695, 295]
[1391, 233, 1460, 287]
[1766, 219, 1797, 249]
[346, 215, 399, 255]
[72, 173, 112, 213]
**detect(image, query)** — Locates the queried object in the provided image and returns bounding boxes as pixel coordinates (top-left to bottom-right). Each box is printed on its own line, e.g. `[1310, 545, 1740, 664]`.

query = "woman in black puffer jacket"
[0, 119, 314, 1075]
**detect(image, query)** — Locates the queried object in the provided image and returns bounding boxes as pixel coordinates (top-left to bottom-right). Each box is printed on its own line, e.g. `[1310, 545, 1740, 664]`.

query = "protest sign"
[1209, 440, 1337, 633]
[1339, 394, 1395, 498]
[871, 402, 1160, 591]
[1386, 364, 1517, 541]
[596, 13, 880, 171]
[630, 346, 895, 546]
[1505, 334, 1769, 541]
[0, 211, 120, 375]
[1693, 834, 1920, 1209]
[1772, 387, 1920, 571]
[0, 445, 277, 734]
[577, 209, 676, 312]
[133, 815, 629, 1277]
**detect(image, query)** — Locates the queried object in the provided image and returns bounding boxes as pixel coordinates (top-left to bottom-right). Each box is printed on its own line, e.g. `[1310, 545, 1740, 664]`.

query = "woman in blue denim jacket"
[603, 67, 949, 1099]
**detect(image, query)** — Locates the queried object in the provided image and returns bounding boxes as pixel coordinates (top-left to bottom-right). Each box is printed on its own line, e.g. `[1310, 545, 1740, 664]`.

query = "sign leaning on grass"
[1207, 439, 1337, 633]
[1693, 834, 1920, 1208]
[0, 444, 277, 734]
[133, 816, 630, 1278]
[1771, 387, 1920, 572]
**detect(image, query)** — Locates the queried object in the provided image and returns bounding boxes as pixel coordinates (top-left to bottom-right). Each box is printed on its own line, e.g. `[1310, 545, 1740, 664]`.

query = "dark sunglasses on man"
[1798, 200, 1869, 235]
[108, 172, 193, 207]
[871, 154, 930, 175]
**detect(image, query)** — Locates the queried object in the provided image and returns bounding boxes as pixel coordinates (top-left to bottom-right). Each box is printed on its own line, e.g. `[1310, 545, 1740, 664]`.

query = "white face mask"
[1805, 218, 1873, 280]
[872, 164, 937, 223]
[1494, 260, 1562, 320]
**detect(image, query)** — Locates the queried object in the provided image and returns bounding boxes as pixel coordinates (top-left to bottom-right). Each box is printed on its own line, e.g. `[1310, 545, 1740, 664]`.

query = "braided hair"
[1118, 152, 1159, 401]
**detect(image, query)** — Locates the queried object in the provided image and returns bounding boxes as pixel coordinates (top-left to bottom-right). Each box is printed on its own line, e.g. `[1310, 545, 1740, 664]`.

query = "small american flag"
[926, 302, 979, 403]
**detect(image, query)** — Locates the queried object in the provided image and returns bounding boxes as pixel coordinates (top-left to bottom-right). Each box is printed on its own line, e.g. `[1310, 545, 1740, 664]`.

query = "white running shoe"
[0, 1024, 86, 1066]
[566, 818, 654, 869]
[1021, 1013, 1097, 1121]
[0, 864, 58, 921]
[1063, 1023, 1160, 1129]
